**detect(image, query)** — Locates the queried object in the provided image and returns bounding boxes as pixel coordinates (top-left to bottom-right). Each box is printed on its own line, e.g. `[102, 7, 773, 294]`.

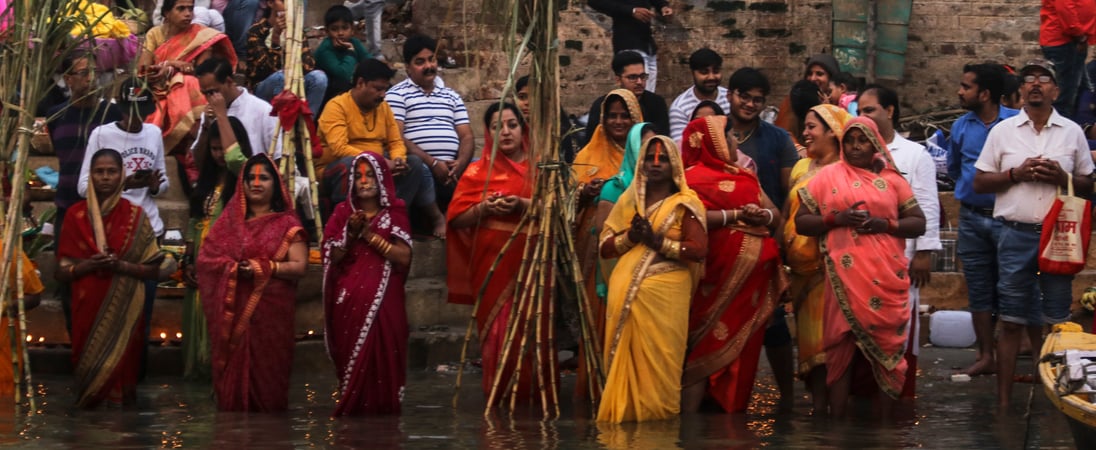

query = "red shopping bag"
[1039, 175, 1092, 275]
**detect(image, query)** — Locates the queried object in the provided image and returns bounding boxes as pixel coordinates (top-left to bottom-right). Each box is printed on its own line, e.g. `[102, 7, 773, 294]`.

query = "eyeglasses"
[735, 90, 766, 105]
[622, 73, 650, 82]
[1023, 75, 1053, 84]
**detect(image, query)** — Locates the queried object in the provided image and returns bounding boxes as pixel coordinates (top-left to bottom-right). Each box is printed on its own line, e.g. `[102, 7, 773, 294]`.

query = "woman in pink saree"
[322, 153, 412, 416]
[793, 117, 925, 416]
[197, 154, 307, 412]
[137, 0, 237, 155]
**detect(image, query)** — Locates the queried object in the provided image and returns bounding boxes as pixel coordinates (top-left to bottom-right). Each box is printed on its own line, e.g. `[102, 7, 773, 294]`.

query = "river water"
[0, 347, 1076, 449]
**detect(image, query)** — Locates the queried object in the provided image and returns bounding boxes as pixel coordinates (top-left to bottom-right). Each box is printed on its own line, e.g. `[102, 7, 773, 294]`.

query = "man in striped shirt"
[386, 34, 474, 220]
[668, 48, 730, 144]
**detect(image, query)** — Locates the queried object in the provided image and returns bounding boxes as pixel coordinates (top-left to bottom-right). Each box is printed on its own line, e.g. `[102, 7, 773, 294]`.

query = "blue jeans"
[254, 70, 329, 117]
[996, 222, 1074, 326]
[957, 207, 1002, 313]
[1043, 42, 1089, 119]
[223, 0, 261, 61]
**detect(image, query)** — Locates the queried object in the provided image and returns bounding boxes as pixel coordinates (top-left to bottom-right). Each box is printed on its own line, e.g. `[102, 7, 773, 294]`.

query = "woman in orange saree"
[678, 115, 786, 413]
[57, 149, 165, 408]
[198, 154, 308, 412]
[794, 117, 925, 416]
[447, 102, 554, 406]
[597, 135, 707, 423]
[783, 104, 851, 413]
[138, 0, 237, 155]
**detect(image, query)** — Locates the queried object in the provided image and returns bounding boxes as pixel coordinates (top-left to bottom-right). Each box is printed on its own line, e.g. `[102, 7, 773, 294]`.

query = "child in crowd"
[314, 5, 372, 106]
[828, 71, 859, 115]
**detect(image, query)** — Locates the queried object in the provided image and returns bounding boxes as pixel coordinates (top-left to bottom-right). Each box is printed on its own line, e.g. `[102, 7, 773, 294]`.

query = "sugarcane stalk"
[15, 235, 32, 410]
[505, 228, 544, 413]
[488, 220, 540, 412]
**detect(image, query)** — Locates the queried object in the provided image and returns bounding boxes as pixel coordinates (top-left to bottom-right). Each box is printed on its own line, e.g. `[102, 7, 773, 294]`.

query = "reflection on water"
[0, 355, 1078, 449]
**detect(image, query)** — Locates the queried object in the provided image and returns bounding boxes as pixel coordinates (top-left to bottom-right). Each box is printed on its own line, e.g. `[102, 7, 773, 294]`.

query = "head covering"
[680, 116, 757, 173]
[809, 104, 853, 140]
[1019, 58, 1057, 84]
[804, 54, 840, 79]
[348, 152, 404, 213]
[598, 122, 648, 204]
[840, 116, 899, 172]
[85, 149, 126, 250]
[236, 154, 294, 216]
[573, 89, 644, 184]
[118, 77, 156, 118]
[630, 135, 697, 218]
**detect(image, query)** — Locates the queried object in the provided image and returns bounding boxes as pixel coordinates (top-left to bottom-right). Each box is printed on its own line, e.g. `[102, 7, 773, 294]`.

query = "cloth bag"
[1039, 174, 1092, 275]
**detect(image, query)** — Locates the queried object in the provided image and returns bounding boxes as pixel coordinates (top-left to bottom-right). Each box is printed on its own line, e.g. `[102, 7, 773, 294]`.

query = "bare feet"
[429, 206, 447, 240]
[961, 357, 997, 376]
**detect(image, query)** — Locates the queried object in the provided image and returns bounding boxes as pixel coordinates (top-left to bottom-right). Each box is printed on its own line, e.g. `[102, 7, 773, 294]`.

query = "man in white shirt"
[857, 84, 940, 399]
[974, 59, 1095, 408]
[194, 57, 281, 159]
[668, 48, 730, 143]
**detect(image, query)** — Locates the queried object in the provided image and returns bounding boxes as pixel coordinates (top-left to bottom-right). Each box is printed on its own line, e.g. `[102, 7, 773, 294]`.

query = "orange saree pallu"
[799, 118, 916, 398]
[61, 194, 159, 408]
[198, 155, 304, 412]
[447, 146, 554, 406]
[322, 153, 411, 416]
[680, 116, 785, 413]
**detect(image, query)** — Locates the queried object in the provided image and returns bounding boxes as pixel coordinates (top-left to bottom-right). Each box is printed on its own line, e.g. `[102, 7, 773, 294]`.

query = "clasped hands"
[831, 200, 890, 235]
[480, 192, 524, 217]
[627, 214, 663, 249]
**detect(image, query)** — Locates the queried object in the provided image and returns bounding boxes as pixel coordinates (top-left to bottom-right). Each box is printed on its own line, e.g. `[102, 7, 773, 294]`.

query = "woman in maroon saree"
[198, 154, 308, 412]
[322, 153, 412, 416]
[57, 149, 165, 408]
[678, 116, 787, 413]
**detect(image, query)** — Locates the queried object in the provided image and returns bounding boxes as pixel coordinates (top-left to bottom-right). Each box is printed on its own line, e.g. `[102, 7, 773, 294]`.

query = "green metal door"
[833, 0, 912, 81]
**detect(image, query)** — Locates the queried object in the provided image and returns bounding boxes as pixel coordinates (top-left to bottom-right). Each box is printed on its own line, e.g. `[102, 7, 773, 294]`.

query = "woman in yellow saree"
[597, 135, 707, 423]
[783, 104, 851, 413]
[137, 0, 237, 155]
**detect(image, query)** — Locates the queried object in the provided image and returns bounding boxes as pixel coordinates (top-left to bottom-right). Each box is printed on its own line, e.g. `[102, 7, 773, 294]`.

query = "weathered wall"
[406, 0, 1042, 119]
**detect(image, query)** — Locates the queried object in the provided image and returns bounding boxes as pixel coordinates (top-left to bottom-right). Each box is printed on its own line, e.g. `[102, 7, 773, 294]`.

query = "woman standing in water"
[597, 135, 707, 423]
[323, 153, 412, 415]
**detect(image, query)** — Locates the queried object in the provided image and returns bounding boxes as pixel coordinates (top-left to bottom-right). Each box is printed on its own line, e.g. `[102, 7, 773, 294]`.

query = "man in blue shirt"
[946, 63, 1018, 376]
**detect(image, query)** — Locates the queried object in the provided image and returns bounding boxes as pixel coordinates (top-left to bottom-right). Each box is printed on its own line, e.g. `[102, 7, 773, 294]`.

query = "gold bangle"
[271, 261, 278, 276]
[614, 234, 635, 255]
[660, 238, 681, 260]
[69, 264, 77, 277]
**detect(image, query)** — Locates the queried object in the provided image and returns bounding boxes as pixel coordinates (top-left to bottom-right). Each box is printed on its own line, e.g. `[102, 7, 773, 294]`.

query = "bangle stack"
[370, 235, 393, 256]
[614, 234, 636, 255]
[1008, 168, 1018, 183]
[659, 238, 681, 260]
[271, 261, 279, 276]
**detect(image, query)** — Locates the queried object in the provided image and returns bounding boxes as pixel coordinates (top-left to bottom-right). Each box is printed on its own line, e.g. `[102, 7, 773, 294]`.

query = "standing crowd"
[5, 0, 1096, 423]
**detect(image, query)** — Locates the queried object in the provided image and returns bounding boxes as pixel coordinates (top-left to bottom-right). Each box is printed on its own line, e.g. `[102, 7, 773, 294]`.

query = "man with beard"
[725, 67, 798, 411]
[386, 34, 474, 231]
[668, 48, 730, 143]
[974, 59, 1095, 408]
[946, 63, 1018, 377]
[582, 51, 670, 145]
[857, 85, 941, 399]
[317, 59, 442, 233]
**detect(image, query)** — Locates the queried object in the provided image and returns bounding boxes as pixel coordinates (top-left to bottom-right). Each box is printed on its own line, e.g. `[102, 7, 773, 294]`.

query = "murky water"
[0, 348, 1077, 449]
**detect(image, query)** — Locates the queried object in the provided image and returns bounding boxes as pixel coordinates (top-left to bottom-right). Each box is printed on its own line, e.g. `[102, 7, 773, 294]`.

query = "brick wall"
[408, 0, 1044, 118]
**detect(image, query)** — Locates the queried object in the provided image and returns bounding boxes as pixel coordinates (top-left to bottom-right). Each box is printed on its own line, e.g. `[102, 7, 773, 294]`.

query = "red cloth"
[59, 199, 149, 407]
[271, 91, 323, 159]
[445, 134, 553, 404]
[322, 153, 411, 416]
[197, 154, 305, 412]
[1040, 0, 1096, 46]
[680, 116, 783, 413]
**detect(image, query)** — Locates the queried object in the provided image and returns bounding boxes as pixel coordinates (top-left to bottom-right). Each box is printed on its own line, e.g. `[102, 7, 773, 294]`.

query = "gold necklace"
[733, 124, 757, 144]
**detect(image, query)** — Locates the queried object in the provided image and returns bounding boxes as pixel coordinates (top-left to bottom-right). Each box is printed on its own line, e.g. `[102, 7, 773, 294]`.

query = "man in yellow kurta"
[316, 58, 443, 232]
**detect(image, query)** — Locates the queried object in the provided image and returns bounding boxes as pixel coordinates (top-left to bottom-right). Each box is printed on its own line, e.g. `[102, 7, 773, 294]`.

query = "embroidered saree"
[784, 104, 852, 378]
[597, 135, 706, 423]
[60, 180, 160, 408]
[798, 117, 916, 398]
[679, 116, 786, 413]
[143, 23, 237, 154]
[198, 154, 305, 412]
[446, 136, 554, 405]
[323, 153, 412, 416]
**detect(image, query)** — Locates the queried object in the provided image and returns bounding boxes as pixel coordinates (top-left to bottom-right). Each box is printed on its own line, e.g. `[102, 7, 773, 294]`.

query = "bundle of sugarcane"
[452, 0, 603, 418]
[0, 0, 108, 408]
[272, 0, 322, 233]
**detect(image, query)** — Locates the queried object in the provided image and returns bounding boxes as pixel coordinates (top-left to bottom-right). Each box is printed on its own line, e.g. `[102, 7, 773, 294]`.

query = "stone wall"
[405, 0, 1043, 118]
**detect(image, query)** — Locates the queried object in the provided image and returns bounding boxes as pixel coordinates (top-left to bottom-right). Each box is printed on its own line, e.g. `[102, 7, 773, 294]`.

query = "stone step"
[920, 270, 1096, 312]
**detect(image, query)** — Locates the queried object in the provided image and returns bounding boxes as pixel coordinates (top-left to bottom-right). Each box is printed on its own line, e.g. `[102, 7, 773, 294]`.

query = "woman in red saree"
[138, 0, 237, 155]
[322, 153, 412, 416]
[198, 154, 308, 412]
[57, 149, 165, 408]
[447, 102, 554, 406]
[678, 116, 786, 413]
[794, 117, 925, 416]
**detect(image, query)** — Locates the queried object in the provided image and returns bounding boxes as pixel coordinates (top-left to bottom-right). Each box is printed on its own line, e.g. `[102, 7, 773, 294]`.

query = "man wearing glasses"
[974, 59, 1095, 409]
[581, 51, 670, 146]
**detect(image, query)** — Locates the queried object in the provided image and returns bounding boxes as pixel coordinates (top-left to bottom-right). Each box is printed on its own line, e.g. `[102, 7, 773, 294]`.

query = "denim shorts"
[957, 207, 1002, 313]
[996, 222, 1074, 326]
